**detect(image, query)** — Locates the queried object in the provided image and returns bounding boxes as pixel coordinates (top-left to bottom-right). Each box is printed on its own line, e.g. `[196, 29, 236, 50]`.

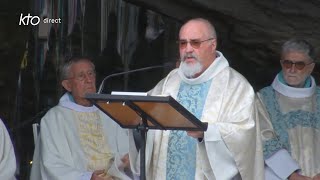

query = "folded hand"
[288, 172, 312, 180]
[91, 170, 114, 180]
[313, 173, 320, 180]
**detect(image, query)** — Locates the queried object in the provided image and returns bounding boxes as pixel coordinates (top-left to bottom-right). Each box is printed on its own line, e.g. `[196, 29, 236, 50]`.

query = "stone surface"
[125, 0, 320, 89]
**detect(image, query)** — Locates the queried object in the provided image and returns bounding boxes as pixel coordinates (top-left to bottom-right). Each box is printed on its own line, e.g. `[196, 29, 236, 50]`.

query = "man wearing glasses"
[256, 39, 320, 179]
[129, 18, 264, 180]
[30, 57, 132, 180]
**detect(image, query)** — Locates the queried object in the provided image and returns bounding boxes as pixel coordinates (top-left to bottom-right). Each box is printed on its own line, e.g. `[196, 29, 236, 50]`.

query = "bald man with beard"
[128, 18, 264, 180]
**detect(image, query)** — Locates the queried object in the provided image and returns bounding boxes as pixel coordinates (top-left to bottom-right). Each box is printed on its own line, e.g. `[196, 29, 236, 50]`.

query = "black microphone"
[97, 62, 175, 93]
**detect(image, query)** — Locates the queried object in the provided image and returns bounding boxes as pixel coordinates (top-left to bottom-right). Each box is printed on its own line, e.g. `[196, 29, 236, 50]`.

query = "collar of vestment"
[271, 74, 316, 98]
[59, 92, 98, 112]
[178, 51, 229, 85]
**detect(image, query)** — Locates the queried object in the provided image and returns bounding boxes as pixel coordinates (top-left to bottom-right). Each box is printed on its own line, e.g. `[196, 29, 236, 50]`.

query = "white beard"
[180, 60, 203, 78]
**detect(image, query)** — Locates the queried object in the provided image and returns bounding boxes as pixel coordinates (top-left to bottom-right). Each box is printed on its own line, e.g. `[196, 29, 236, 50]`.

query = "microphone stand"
[96, 63, 174, 179]
[97, 63, 173, 94]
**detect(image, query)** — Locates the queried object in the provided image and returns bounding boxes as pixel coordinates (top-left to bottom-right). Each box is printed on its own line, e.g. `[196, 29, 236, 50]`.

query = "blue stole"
[260, 86, 320, 158]
[166, 80, 212, 180]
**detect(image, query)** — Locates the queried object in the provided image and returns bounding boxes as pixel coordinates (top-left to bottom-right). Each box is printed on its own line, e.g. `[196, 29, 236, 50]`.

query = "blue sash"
[166, 80, 212, 180]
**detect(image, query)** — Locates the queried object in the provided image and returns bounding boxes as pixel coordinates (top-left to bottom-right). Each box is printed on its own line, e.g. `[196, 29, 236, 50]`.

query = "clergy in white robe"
[30, 57, 131, 180]
[256, 38, 320, 179]
[0, 118, 16, 180]
[129, 18, 264, 180]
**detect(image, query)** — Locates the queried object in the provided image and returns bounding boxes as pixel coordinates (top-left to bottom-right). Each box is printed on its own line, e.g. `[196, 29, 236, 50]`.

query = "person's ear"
[211, 39, 217, 52]
[62, 80, 72, 92]
[308, 63, 315, 74]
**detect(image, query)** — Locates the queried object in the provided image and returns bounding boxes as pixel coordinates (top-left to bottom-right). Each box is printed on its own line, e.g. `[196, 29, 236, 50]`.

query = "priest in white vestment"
[129, 18, 264, 180]
[256, 38, 320, 179]
[0, 118, 16, 180]
[30, 57, 131, 180]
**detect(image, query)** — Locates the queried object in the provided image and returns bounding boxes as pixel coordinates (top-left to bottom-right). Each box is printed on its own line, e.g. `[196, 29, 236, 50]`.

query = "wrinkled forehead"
[281, 50, 311, 62]
[69, 60, 94, 74]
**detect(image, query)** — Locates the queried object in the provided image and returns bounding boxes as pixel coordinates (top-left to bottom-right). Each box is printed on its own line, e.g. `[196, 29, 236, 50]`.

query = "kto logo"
[19, 13, 40, 26]
[19, 13, 61, 25]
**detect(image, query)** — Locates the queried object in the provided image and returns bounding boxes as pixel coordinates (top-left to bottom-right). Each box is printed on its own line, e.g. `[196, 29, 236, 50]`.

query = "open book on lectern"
[85, 93, 208, 131]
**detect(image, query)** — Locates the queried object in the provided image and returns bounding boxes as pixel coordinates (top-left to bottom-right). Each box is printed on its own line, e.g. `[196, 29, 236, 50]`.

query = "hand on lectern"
[187, 131, 204, 139]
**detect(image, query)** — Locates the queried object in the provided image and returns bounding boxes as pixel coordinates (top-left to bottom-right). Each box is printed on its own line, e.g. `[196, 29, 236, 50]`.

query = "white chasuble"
[30, 93, 130, 180]
[257, 74, 320, 178]
[0, 119, 16, 180]
[129, 51, 264, 180]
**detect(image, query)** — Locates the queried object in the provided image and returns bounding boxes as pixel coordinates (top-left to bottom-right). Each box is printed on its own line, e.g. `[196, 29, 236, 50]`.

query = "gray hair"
[282, 38, 316, 61]
[60, 57, 95, 81]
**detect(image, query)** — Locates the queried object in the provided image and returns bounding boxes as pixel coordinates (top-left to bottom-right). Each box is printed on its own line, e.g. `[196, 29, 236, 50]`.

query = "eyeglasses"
[280, 60, 314, 70]
[68, 70, 96, 81]
[177, 38, 214, 49]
